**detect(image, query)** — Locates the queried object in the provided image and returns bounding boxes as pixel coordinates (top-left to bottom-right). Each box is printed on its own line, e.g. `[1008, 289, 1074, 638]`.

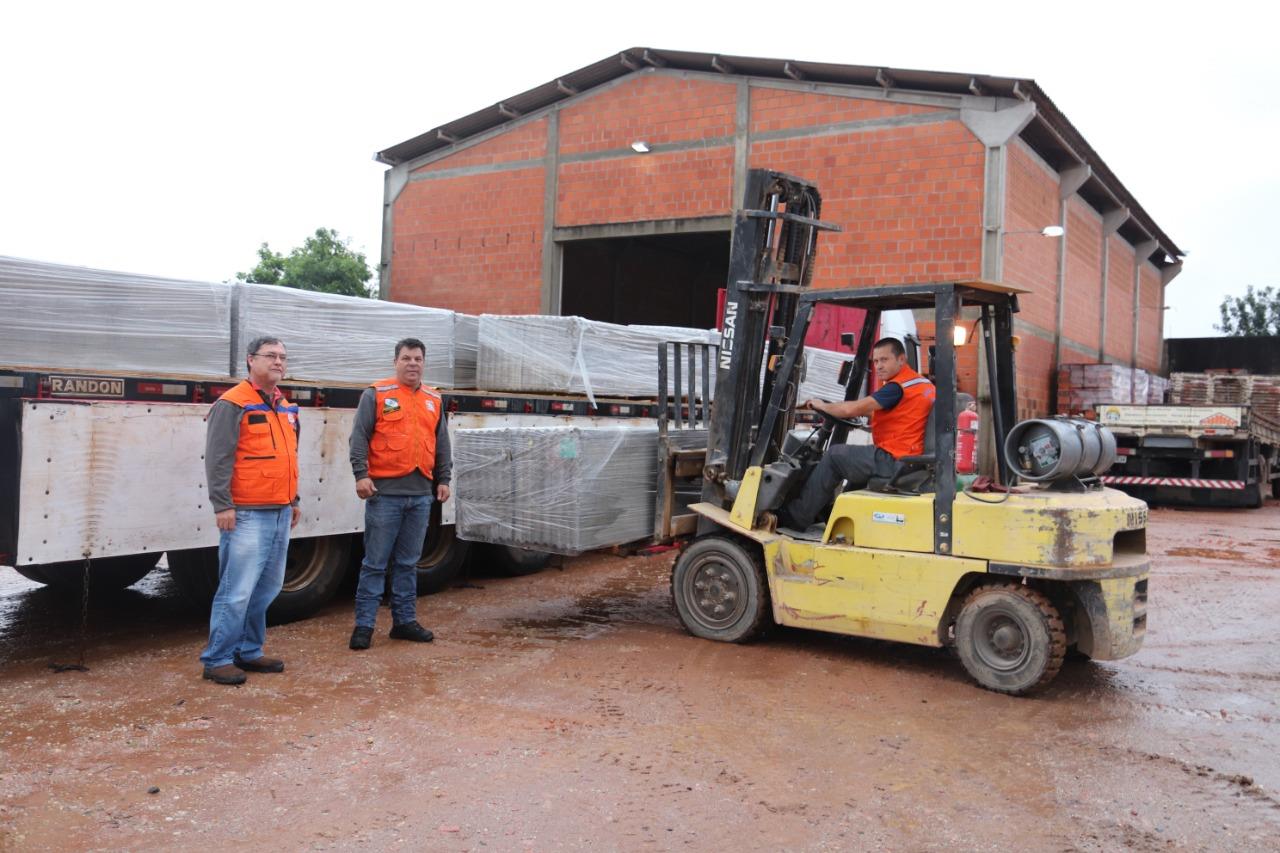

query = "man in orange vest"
[348, 337, 451, 650]
[200, 336, 301, 685]
[781, 337, 935, 530]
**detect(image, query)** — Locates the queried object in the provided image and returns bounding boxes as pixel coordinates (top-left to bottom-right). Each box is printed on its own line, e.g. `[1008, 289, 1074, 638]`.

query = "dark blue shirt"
[871, 381, 904, 410]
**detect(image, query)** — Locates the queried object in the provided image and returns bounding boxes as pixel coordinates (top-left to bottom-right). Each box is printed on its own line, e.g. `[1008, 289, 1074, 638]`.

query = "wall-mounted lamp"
[953, 325, 968, 346]
[630, 140, 651, 153]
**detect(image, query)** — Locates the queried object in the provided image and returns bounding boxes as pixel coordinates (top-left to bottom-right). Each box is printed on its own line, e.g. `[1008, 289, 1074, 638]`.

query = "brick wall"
[1063, 197, 1102, 353]
[749, 88, 942, 134]
[390, 168, 546, 315]
[1014, 333, 1055, 421]
[1104, 233, 1136, 361]
[1003, 142, 1060, 333]
[1137, 263, 1163, 371]
[556, 148, 734, 226]
[410, 120, 547, 175]
[749, 119, 985, 287]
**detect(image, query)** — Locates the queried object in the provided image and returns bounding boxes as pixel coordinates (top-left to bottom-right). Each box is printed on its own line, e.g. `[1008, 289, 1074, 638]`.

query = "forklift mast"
[703, 170, 839, 508]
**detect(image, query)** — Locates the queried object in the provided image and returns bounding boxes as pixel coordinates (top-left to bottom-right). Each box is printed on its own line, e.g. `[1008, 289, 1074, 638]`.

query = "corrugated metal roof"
[375, 47, 1180, 260]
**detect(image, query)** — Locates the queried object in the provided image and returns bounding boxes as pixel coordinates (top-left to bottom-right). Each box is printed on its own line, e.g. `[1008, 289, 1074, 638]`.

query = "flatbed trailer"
[0, 363, 675, 621]
[1096, 402, 1280, 508]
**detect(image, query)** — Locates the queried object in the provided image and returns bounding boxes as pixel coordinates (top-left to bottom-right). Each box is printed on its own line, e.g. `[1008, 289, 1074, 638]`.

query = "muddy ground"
[1, 504, 1278, 851]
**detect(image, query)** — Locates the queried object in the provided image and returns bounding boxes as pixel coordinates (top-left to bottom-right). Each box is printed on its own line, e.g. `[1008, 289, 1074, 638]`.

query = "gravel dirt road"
[1, 503, 1278, 851]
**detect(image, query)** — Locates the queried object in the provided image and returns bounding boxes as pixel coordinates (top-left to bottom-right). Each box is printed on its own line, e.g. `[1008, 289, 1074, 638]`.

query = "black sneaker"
[389, 621, 434, 643]
[349, 626, 374, 650]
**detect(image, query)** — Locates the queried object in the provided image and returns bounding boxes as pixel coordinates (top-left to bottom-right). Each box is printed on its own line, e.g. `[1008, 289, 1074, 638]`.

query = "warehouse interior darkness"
[559, 232, 730, 329]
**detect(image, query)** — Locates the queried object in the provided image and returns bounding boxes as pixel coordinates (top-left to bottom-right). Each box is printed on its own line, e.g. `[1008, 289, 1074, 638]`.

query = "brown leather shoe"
[203, 663, 247, 685]
[234, 655, 285, 673]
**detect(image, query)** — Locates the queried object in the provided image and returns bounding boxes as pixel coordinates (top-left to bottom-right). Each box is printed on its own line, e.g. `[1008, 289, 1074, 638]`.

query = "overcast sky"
[2, 1, 1273, 338]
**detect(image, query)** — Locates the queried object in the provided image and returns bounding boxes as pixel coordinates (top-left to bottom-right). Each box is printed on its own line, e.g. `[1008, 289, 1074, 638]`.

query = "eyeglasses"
[251, 352, 288, 362]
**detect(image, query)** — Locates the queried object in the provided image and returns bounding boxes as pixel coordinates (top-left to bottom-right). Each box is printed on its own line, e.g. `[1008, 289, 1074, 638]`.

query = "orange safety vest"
[871, 365, 936, 459]
[367, 377, 443, 480]
[219, 380, 300, 506]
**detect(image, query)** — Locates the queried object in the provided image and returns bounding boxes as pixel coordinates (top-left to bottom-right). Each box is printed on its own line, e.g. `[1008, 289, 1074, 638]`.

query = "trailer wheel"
[671, 535, 770, 643]
[270, 535, 351, 624]
[476, 544, 551, 578]
[13, 553, 161, 592]
[415, 501, 470, 595]
[955, 583, 1066, 695]
[168, 535, 351, 624]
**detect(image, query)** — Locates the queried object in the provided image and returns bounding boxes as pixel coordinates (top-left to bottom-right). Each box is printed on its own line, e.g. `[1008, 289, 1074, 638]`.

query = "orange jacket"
[367, 377, 443, 480]
[219, 380, 299, 506]
[871, 365, 936, 459]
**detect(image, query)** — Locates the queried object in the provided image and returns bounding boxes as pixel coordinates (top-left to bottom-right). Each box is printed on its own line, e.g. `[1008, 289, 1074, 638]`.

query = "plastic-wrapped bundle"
[799, 347, 852, 402]
[0, 255, 233, 376]
[454, 426, 672, 554]
[237, 284, 477, 388]
[476, 315, 718, 398]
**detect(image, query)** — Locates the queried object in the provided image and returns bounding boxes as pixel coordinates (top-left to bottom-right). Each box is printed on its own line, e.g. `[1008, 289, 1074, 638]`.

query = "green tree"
[237, 228, 375, 298]
[1217, 285, 1279, 336]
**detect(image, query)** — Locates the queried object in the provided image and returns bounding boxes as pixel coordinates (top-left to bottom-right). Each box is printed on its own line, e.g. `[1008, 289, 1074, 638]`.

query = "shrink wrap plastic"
[237, 284, 478, 387]
[476, 315, 719, 400]
[0, 255, 233, 376]
[455, 426, 706, 554]
[799, 347, 852, 402]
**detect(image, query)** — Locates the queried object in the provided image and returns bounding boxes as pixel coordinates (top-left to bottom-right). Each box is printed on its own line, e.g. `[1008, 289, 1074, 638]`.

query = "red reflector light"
[137, 382, 162, 394]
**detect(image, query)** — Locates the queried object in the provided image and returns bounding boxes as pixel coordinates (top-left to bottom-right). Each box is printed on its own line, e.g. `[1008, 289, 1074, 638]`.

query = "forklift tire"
[476, 544, 551, 578]
[169, 534, 351, 624]
[955, 583, 1066, 695]
[14, 553, 161, 592]
[671, 535, 770, 643]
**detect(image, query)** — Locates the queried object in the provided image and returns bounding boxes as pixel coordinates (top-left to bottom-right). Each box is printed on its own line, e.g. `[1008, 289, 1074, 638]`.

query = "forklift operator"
[780, 337, 936, 530]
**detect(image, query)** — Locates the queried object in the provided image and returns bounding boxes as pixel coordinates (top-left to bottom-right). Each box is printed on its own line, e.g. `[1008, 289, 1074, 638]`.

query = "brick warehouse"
[374, 48, 1182, 419]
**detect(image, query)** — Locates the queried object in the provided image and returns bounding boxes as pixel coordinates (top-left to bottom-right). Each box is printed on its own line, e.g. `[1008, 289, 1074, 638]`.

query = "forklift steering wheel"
[815, 404, 863, 430]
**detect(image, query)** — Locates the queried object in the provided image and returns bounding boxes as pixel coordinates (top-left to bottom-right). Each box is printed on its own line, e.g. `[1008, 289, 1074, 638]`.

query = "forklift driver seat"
[868, 403, 937, 495]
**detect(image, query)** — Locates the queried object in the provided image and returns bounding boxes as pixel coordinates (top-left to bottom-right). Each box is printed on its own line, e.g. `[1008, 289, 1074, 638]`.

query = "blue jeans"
[354, 493, 432, 628]
[200, 506, 291, 667]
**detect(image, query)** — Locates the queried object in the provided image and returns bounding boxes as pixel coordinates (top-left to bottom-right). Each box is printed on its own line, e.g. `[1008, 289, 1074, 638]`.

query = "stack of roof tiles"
[1170, 373, 1280, 421]
[1057, 363, 1155, 414]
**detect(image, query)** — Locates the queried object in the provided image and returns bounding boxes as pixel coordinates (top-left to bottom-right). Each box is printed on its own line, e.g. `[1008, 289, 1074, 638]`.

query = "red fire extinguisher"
[957, 407, 979, 474]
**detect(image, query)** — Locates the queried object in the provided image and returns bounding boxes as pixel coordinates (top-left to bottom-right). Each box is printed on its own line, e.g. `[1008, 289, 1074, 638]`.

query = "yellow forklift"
[671, 170, 1149, 694]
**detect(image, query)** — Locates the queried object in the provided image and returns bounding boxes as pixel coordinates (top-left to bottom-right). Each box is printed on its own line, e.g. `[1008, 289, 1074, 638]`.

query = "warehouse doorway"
[560, 231, 730, 328]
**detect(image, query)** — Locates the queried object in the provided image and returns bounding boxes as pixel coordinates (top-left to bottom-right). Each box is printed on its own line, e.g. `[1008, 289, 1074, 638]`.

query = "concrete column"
[539, 110, 562, 315]
[1159, 261, 1183, 374]
[379, 166, 410, 300]
[733, 81, 750, 210]
[1098, 207, 1129, 359]
[1131, 240, 1158, 367]
[960, 101, 1035, 474]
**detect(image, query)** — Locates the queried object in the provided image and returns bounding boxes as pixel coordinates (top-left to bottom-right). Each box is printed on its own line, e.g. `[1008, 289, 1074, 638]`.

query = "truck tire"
[475, 544, 552, 578]
[955, 583, 1066, 695]
[271, 535, 351, 624]
[13, 553, 161, 592]
[168, 535, 352, 624]
[416, 502, 470, 595]
[671, 535, 771, 643]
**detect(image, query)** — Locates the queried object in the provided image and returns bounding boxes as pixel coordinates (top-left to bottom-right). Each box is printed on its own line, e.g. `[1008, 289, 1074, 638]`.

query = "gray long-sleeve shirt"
[205, 391, 301, 513]
[349, 386, 451, 496]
